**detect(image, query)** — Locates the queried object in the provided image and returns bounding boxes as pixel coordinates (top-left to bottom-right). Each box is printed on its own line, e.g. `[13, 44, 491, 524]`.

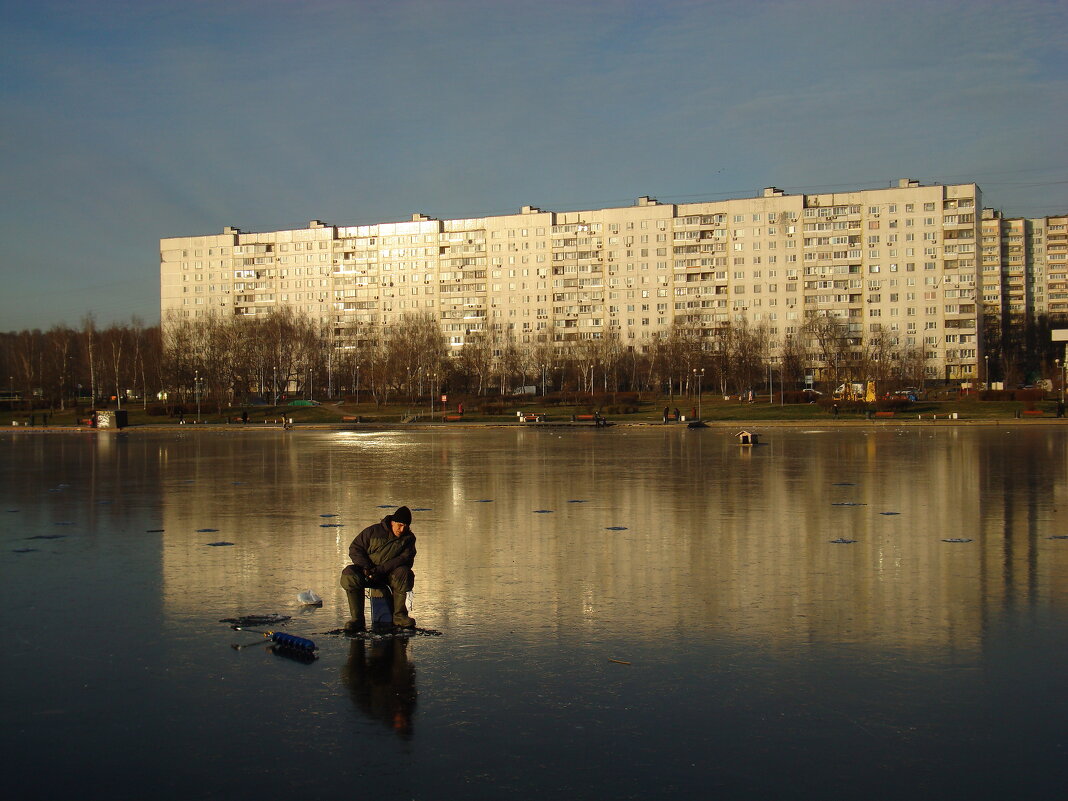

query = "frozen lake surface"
[2, 426, 1067, 799]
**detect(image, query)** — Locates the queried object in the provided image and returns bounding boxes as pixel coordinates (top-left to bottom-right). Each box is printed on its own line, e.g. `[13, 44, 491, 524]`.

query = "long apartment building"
[161, 178, 985, 381]
[980, 209, 1068, 325]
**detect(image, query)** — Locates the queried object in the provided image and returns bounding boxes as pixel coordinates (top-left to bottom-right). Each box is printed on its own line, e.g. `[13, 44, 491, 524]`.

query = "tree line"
[0, 309, 1061, 411]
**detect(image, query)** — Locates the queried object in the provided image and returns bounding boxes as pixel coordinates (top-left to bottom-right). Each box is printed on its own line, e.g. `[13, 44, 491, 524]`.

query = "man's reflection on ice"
[342, 637, 417, 738]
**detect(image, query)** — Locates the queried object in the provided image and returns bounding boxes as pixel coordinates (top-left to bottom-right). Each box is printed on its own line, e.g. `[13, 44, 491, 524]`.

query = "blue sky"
[2, 0, 1066, 331]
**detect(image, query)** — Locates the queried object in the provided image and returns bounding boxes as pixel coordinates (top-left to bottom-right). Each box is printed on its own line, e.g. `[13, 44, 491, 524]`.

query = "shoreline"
[4, 417, 1066, 434]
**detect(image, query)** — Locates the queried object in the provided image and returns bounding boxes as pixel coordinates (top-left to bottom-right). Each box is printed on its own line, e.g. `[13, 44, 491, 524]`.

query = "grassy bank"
[2, 395, 1065, 428]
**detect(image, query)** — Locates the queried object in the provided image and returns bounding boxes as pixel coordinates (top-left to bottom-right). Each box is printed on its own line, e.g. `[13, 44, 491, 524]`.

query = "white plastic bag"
[297, 589, 323, 606]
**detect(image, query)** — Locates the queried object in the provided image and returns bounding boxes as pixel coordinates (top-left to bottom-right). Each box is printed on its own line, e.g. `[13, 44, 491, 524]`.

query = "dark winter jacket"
[349, 517, 417, 576]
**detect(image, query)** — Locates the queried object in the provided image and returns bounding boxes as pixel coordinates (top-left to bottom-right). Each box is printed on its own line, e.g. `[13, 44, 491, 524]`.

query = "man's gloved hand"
[364, 567, 377, 580]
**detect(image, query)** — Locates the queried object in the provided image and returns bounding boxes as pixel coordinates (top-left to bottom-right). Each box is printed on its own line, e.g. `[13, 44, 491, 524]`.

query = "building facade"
[161, 178, 985, 381]
[981, 209, 1068, 325]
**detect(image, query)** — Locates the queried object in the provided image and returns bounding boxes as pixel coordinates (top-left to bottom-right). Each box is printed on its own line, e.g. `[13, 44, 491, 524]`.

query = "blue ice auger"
[232, 626, 318, 654]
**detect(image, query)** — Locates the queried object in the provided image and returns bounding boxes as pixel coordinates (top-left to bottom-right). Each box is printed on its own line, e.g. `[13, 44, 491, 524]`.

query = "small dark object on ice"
[942, 538, 973, 543]
[1048, 535, 1068, 540]
[197, 528, 219, 533]
[606, 526, 628, 531]
[830, 538, 857, 544]
[26, 534, 65, 540]
[831, 502, 866, 507]
[207, 541, 235, 546]
[533, 509, 554, 514]
[879, 512, 901, 516]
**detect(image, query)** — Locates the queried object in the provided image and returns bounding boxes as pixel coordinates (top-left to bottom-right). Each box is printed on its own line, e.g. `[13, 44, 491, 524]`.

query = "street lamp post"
[693, 367, 705, 421]
[355, 365, 361, 406]
[984, 354, 989, 391]
[195, 369, 202, 423]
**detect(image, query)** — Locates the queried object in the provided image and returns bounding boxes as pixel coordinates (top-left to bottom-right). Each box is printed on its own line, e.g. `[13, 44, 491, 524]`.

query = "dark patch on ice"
[53, 521, 74, 525]
[475, 499, 493, 503]
[605, 526, 628, 531]
[220, 614, 291, 627]
[206, 541, 235, 546]
[97, 500, 112, 505]
[879, 512, 901, 516]
[12, 547, 38, 553]
[6, 509, 19, 513]
[26, 534, 65, 540]
[831, 502, 866, 507]
[376, 504, 394, 508]
[1048, 535, 1068, 540]
[533, 509, 554, 514]
[942, 538, 972, 543]
[319, 514, 338, 518]
[830, 538, 857, 544]
[146, 529, 164, 533]
[412, 507, 431, 511]
[197, 528, 219, 532]
[320, 523, 344, 527]
[568, 499, 588, 503]
[832, 482, 855, 486]
[322, 626, 442, 639]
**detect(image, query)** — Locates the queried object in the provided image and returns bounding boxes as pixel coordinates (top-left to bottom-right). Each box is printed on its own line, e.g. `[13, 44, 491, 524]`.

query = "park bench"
[1022, 410, 1044, 417]
[874, 411, 895, 418]
[443, 414, 463, 422]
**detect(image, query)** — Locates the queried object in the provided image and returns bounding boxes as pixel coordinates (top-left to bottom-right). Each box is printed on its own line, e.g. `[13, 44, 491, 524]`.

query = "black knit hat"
[391, 506, 412, 525]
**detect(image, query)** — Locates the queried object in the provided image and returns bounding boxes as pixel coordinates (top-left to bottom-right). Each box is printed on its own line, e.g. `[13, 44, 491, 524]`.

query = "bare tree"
[802, 312, 850, 390]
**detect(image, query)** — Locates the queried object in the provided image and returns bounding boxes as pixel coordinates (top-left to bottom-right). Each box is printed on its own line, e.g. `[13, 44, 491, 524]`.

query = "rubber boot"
[344, 590, 366, 634]
[392, 589, 415, 629]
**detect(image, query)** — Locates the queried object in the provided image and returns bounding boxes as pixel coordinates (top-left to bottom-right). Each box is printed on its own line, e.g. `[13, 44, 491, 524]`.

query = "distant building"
[161, 178, 993, 381]
[981, 209, 1068, 326]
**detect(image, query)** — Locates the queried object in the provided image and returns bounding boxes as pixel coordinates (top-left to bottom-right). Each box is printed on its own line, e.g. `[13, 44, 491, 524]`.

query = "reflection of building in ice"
[426, 428, 1068, 656]
[158, 433, 416, 617]
[156, 429, 1068, 657]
